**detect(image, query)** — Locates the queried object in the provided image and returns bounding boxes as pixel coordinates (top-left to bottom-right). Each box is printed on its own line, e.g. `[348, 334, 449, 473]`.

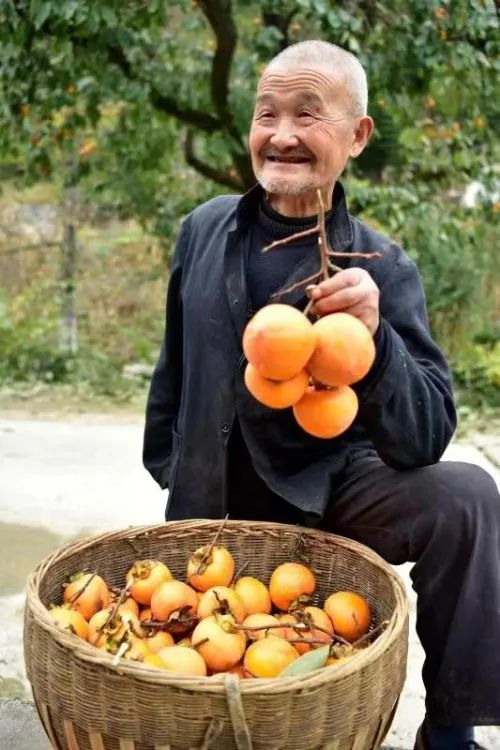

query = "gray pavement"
[0, 416, 499, 749]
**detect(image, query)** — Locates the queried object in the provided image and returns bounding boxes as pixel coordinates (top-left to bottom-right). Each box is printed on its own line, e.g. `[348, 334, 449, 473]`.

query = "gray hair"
[265, 40, 368, 116]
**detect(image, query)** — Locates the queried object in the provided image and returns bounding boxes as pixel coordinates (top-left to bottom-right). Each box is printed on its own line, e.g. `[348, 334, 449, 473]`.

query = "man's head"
[249, 41, 373, 206]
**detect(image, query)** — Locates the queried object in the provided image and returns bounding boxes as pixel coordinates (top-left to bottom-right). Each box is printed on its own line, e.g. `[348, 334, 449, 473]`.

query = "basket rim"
[25, 519, 409, 694]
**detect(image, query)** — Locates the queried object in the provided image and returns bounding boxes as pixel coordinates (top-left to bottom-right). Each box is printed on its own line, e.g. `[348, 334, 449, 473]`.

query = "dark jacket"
[143, 182, 457, 521]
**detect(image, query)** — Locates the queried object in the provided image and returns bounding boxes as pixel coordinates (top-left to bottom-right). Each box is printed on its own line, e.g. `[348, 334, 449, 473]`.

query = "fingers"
[312, 286, 365, 316]
[305, 267, 380, 334]
[313, 268, 364, 298]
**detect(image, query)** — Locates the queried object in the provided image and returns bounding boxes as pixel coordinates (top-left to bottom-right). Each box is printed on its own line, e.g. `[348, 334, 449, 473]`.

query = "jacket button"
[221, 423, 230, 434]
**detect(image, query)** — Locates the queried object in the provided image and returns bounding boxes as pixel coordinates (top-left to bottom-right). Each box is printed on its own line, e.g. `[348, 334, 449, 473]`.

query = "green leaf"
[279, 645, 330, 677]
[31, 1, 52, 30]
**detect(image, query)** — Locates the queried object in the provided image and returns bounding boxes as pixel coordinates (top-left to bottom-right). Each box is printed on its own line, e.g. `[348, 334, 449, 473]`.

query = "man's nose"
[269, 117, 299, 149]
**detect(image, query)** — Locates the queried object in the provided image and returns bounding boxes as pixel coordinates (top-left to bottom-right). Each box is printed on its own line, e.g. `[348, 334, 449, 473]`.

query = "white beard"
[254, 169, 317, 196]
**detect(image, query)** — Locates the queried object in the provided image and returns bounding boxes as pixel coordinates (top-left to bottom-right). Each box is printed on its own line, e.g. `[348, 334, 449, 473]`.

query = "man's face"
[249, 65, 363, 197]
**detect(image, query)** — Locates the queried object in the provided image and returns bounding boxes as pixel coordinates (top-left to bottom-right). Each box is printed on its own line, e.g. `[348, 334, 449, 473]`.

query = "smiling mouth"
[265, 155, 312, 164]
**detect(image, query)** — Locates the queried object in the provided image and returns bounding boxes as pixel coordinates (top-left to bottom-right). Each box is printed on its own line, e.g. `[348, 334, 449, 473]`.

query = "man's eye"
[258, 112, 274, 119]
[298, 111, 314, 119]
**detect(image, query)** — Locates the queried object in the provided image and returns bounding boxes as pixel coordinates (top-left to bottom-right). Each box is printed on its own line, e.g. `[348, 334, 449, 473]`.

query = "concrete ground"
[0, 416, 499, 749]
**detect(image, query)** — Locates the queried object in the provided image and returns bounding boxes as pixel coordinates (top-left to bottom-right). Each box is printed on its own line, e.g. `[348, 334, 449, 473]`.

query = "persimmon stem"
[286, 637, 329, 645]
[351, 619, 389, 648]
[261, 188, 380, 309]
[233, 622, 291, 632]
[230, 560, 250, 585]
[262, 225, 319, 252]
[192, 514, 229, 576]
[68, 572, 97, 604]
[328, 250, 383, 260]
[125, 537, 142, 556]
[91, 580, 133, 646]
[192, 637, 210, 648]
[270, 271, 322, 299]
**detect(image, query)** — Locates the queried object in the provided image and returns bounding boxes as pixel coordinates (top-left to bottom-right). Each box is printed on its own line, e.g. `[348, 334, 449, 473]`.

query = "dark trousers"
[227, 439, 500, 727]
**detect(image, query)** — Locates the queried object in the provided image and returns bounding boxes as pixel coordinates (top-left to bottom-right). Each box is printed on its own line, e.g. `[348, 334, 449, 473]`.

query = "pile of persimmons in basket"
[47, 539, 382, 679]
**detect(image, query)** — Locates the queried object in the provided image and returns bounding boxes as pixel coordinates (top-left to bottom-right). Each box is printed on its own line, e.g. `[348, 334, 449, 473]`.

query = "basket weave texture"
[24, 519, 409, 750]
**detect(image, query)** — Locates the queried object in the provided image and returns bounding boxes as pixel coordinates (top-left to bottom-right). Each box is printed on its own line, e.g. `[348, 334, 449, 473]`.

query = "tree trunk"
[59, 188, 79, 354]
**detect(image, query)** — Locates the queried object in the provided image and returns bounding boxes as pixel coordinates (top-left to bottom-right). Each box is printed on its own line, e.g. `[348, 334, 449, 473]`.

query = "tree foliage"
[0, 2, 498, 403]
[0, 0, 498, 232]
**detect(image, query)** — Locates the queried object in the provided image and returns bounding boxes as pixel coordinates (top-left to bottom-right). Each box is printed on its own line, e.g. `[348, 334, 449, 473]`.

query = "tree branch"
[262, 6, 300, 50]
[198, 0, 242, 145]
[107, 42, 222, 132]
[184, 130, 244, 190]
[150, 91, 221, 132]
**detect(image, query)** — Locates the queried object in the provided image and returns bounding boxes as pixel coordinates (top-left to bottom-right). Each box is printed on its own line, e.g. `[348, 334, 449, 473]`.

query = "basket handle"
[224, 674, 254, 750]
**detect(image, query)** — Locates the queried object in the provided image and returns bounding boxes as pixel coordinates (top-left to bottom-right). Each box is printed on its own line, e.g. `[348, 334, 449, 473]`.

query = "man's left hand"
[308, 267, 380, 336]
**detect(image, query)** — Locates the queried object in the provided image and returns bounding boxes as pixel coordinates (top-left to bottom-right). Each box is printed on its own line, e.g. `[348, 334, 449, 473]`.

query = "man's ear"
[350, 116, 374, 158]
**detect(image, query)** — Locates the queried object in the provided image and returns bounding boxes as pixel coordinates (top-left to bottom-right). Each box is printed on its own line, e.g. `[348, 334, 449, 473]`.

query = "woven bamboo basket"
[24, 519, 409, 750]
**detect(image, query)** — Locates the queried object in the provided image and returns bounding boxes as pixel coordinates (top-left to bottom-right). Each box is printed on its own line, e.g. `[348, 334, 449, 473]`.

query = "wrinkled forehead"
[256, 65, 347, 106]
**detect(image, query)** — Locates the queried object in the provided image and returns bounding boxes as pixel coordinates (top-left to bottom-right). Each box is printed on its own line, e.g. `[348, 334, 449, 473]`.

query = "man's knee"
[421, 461, 499, 526]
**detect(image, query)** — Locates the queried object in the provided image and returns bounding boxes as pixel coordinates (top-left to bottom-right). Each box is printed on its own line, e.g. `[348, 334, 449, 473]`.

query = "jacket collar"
[235, 180, 353, 250]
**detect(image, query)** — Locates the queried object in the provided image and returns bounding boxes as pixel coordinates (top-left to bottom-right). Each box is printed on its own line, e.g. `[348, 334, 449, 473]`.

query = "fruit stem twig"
[68, 572, 96, 604]
[262, 225, 319, 252]
[125, 537, 142, 556]
[317, 189, 335, 280]
[231, 560, 250, 585]
[352, 619, 389, 648]
[91, 580, 133, 646]
[287, 637, 330, 645]
[192, 637, 210, 648]
[270, 271, 322, 300]
[262, 188, 381, 307]
[193, 514, 229, 576]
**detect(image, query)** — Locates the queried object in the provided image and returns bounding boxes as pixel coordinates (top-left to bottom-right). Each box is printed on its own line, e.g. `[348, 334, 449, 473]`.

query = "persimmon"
[326, 644, 361, 665]
[326, 655, 351, 666]
[63, 572, 111, 621]
[187, 546, 235, 592]
[88, 607, 142, 649]
[192, 615, 246, 672]
[244, 635, 299, 678]
[324, 592, 371, 643]
[197, 586, 246, 623]
[293, 385, 358, 439]
[244, 364, 309, 409]
[139, 607, 152, 624]
[269, 562, 315, 611]
[150, 580, 199, 633]
[243, 304, 315, 380]
[143, 653, 165, 668]
[145, 631, 175, 653]
[213, 663, 248, 679]
[48, 606, 88, 641]
[126, 560, 172, 606]
[280, 606, 333, 654]
[308, 313, 375, 387]
[242, 613, 286, 641]
[124, 637, 150, 661]
[234, 576, 271, 615]
[156, 646, 207, 677]
[115, 596, 140, 617]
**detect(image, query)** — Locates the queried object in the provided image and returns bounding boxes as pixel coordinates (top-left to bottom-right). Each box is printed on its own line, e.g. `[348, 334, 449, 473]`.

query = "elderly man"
[143, 41, 499, 750]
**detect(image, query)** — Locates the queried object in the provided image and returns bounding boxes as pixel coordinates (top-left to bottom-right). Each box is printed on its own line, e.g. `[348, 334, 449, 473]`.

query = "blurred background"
[0, 0, 498, 420]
